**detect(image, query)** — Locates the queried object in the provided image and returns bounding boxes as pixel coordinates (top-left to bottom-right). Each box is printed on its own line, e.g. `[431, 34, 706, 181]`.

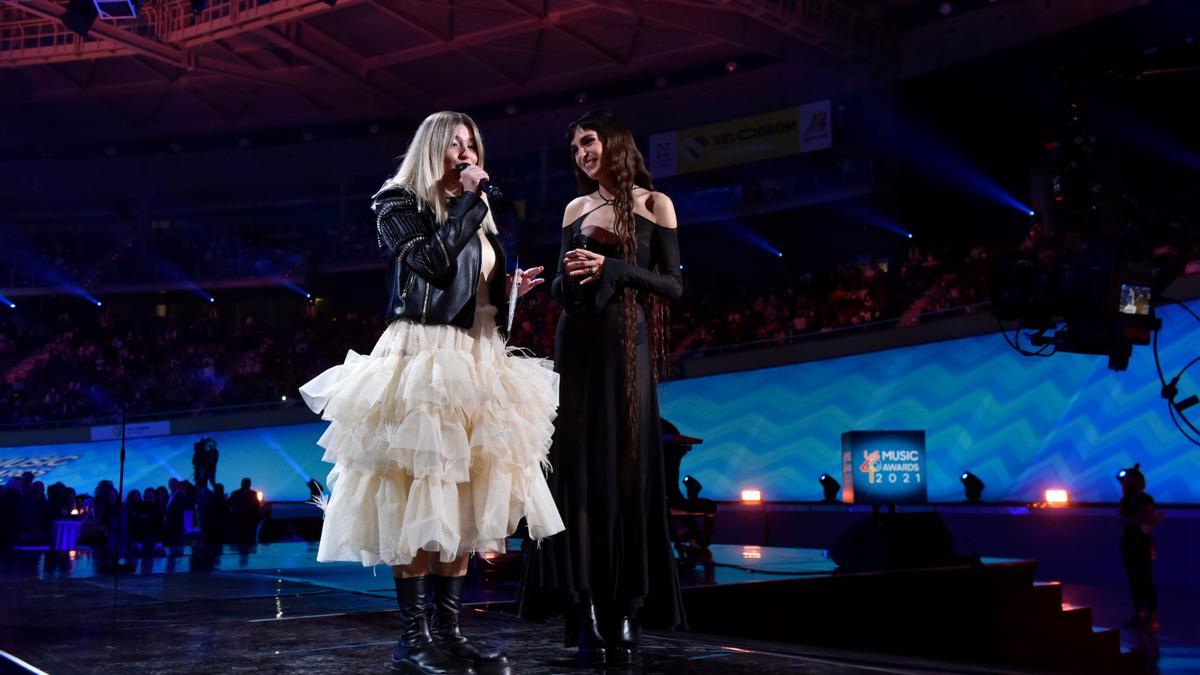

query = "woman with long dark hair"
[520, 111, 685, 665]
[300, 111, 563, 674]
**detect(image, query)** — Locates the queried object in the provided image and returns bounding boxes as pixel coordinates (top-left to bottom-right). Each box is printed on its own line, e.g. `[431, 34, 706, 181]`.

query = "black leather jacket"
[373, 186, 508, 335]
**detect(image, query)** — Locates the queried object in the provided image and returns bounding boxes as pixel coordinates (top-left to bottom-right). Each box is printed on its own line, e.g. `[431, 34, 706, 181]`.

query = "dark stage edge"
[0, 543, 1052, 675]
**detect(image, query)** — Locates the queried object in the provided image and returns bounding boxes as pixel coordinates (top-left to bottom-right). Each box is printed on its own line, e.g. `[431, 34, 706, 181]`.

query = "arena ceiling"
[0, 0, 1146, 146]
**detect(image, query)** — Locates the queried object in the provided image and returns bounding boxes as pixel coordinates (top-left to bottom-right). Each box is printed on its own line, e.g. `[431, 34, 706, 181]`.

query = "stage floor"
[0, 542, 1191, 674]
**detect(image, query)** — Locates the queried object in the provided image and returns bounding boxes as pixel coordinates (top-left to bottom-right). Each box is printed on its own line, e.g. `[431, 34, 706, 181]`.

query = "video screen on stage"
[3, 300, 1198, 505]
[660, 300, 1200, 503]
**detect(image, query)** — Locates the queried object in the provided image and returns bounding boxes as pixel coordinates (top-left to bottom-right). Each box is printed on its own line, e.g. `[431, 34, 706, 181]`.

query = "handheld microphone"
[456, 163, 503, 200]
[570, 233, 590, 313]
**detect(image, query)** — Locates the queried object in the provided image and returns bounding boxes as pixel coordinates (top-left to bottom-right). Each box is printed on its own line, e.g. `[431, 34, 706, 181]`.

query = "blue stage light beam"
[723, 222, 784, 258]
[875, 110, 1034, 215]
[0, 294, 14, 309]
[142, 252, 217, 302]
[832, 201, 913, 239]
[0, 240, 104, 305]
[1092, 103, 1200, 170]
[275, 277, 312, 298]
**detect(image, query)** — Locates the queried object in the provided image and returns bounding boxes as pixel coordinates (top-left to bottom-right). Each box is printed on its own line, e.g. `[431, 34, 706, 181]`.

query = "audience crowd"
[0, 470, 264, 552]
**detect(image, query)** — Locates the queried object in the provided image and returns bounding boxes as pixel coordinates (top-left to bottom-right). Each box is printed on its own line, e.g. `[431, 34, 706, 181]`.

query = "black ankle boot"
[606, 614, 639, 665]
[575, 601, 607, 666]
[430, 575, 512, 675]
[392, 576, 476, 675]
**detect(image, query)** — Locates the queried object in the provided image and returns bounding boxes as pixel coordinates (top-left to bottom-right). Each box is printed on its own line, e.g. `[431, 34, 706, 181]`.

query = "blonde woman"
[300, 111, 562, 675]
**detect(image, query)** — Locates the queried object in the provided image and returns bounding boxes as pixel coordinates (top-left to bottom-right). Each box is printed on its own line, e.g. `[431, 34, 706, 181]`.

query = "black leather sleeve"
[375, 189, 488, 287]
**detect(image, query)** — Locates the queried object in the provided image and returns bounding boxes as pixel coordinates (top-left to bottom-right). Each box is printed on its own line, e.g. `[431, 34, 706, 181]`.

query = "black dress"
[519, 208, 686, 636]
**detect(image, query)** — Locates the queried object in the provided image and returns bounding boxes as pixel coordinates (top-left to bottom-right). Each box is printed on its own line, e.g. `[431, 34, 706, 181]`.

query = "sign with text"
[841, 430, 927, 505]
[648, 102, 831, 178]
[89, 421, 171, 442]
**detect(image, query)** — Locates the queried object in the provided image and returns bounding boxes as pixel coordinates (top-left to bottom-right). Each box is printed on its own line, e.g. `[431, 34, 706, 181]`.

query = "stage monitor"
[841, 430, 927, 505]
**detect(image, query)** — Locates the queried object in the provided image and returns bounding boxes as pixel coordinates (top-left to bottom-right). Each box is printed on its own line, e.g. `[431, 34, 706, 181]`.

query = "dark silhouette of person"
[1118, 463, 1161, 629]
[192, 437, 220, 491]
[228, 477, 261, 545]
[201, 483, 228, 546]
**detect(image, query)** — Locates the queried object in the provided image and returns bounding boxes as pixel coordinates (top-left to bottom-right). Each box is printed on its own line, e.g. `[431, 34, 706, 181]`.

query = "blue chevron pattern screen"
[660, 300, 1200, 504]
[3, 302, 1197, 504]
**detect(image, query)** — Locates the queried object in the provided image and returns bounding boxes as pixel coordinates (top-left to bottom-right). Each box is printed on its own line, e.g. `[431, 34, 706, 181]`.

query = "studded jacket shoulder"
[372, 185, 507, 334]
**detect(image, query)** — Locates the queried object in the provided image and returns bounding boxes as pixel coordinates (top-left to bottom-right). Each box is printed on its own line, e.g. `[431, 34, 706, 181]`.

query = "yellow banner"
[649, 107, 808, 178]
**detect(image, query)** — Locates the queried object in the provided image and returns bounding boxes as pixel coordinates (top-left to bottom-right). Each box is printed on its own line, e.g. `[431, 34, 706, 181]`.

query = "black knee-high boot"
[392, 576, 476, 675]
[430, 575, 512, 674]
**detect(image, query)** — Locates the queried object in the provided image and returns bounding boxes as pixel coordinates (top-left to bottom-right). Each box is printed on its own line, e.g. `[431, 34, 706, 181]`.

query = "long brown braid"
[567, 111, 672, 493]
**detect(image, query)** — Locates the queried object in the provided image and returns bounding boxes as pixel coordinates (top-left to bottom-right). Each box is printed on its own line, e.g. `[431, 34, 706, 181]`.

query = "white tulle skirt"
[299, 305, 564, 567]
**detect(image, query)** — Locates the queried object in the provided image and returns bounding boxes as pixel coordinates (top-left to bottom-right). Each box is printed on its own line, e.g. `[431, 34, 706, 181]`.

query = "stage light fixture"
[256, 490, 264, 503]
[960, 471, 985, 502]
[740, 489, 762, 503]
[1044, 488, 1069, 506]
[818, 473, 840, 502]
[683, 475, 702, 500]
[742, 545, 762, 560]
[62, 0, 98, 37]
[724, 60, 738, 73]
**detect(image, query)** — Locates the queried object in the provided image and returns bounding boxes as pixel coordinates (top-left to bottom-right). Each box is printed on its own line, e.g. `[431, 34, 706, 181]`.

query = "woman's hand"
[564, 248, 606, 286]
[507, 266, 546, 298]
[459, 164, 490, 195]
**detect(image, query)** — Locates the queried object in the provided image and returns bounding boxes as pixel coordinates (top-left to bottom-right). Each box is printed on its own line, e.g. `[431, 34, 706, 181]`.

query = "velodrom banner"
[648, 101, 832, 178]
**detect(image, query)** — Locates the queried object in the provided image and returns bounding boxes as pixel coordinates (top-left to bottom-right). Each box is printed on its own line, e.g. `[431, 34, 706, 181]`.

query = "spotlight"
[724, 60, 738, 73]
[742, 545, 762, 560]
[906, 232, 914, 239]
[575, 92, 588, 104]
[740, 489, 762, 503]
[960, 471, 985, 503]
[62, 0, 98, 37]
[682, 475, 702, 500]
[281, 395, 288, 402]
[1044, 488, 1069, 507]
[818, 473, 840, 502]
[256, 490, 264, 503]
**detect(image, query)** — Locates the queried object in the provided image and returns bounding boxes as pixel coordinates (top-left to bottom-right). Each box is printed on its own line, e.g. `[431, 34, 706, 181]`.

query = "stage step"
[684, 560, 1148, 673]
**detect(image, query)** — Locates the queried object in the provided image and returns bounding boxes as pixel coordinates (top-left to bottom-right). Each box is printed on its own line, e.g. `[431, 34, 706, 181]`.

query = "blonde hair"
[381, 111, 497, 234]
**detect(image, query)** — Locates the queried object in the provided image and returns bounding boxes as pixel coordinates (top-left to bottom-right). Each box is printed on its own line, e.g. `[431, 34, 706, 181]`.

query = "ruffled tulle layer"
[299, 306, 563, 567]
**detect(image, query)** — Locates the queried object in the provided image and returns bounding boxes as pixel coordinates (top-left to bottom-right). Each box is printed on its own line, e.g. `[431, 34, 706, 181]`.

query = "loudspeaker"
[830, 512, 959, 572]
